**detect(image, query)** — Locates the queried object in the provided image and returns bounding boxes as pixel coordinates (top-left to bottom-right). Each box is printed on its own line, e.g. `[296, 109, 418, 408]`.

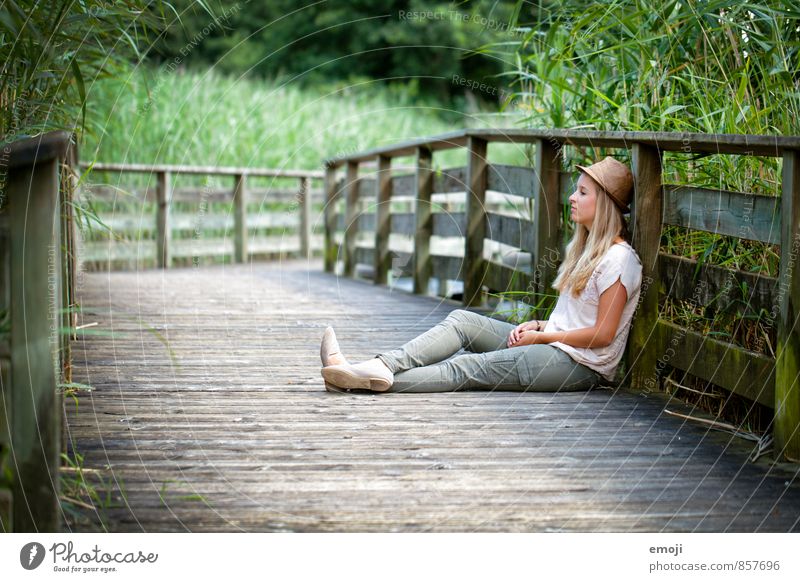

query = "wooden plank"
[299, 177, 311, 260]
[97, 213, 300, 233]
[9, 157, 62, 532]
[486, 212, 533, 250]
[343, 163, 359, 277]
[658, 253, 776, 316]
[391, 173, 416, 198]
[324, 167, 338, 272]
[433, 167, 468, 194]
[84, 186, 324, 204]
[487, 164, 536, 199]
[4, 130, 70, 170]
[628, 144, 664, 392]
[432, 212, 466, 237]
[357, 177, 377, 199]
[485, 261, 533, 294]
[657, 320, 775, 408]
[325, 129, 800, 168]
[233, 174, 247, 263]
[776, 149, 800, 461]
[530, 139, 562, 318]
[663, 185, 780, 244]
[80, 237, 325, 263]
[464, 137, 488, 306]
[414, 148, 433, 294]
[156, 171, 171, 268]
[374, 156, 392, 285]
[83, 162, 324, 179]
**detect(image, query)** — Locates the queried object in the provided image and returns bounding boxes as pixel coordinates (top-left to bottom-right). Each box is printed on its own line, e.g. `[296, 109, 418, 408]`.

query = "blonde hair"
[552, 180, 628, 297]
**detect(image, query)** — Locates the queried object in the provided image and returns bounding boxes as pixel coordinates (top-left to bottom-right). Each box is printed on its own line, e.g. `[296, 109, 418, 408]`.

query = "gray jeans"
[377, 309, 602, 393]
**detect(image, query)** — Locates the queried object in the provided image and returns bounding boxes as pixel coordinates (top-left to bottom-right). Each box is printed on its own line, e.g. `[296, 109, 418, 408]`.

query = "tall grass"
[81, 65, 529, 174]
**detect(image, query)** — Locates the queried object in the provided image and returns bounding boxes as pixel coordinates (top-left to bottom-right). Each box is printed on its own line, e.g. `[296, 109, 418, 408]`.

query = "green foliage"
[0, 0, 171, 145]
[500, 0, 800, 191]
[81, 64, 513, 171]
[150, 0, 518, 103]
[60, 451, 126, 532]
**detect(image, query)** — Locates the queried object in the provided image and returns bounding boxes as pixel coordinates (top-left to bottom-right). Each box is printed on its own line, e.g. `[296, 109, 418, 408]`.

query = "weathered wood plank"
[529, 140, 562, 319]
[9, 156, 62, 532]
[343, 162, 359, 277]
[485, 212, 533, 250]
[414, 148, 433, 294]
[657, 319, 775, 408]
[663, 185, 780, 244]
[487, 164, 535, 199]
[83, 186, 324, 204]
[324, 167, 338, 272]
[233, 174, 247, 263]
[325, 129, 800, 168]
[156, 171, 171, 268]
[373, 156, 392, 285]
[776, 149, 800, 461]
[83, 162, 324, 179]
[299, 177, 312, 260]
[464, 137, 488, 306]
[484, 261, 533, 294]
[628, 144, 663, 392]
[658, 252, 776, 316]
[433, 167, 468, 194]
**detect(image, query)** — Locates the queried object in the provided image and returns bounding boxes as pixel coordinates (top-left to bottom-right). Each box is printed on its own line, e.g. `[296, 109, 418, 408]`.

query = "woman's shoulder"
[605, 240, 641, 265]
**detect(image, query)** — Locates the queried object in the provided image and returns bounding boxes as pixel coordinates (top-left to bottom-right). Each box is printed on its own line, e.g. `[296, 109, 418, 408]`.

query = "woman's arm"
[509, 279, 628, 349]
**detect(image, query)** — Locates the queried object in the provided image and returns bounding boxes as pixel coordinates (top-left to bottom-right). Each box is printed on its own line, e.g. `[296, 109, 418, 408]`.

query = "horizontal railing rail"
[322, 128, 800, 462]
[78, 162, 325, 268]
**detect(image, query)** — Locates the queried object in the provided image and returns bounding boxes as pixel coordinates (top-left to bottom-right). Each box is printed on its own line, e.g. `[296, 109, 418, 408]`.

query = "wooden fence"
[0, 130, 73, 532]
[323, 128, 800, 462]
[77, 163, 325, 268]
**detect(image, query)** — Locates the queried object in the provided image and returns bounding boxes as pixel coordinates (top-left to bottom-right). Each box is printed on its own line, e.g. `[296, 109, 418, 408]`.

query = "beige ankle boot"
[321, 359, 394, 392]
[320, 327, 348, 367]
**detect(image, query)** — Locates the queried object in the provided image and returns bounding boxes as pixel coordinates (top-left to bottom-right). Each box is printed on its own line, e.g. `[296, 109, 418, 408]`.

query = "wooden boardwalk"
[67, 260, 800, 532]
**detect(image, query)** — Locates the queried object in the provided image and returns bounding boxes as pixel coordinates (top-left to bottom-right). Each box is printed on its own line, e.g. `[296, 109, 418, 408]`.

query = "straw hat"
[576, 157, 634, 214]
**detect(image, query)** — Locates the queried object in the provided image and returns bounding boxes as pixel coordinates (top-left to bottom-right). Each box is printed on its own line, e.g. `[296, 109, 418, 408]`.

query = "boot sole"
[321, 367, 391, 392]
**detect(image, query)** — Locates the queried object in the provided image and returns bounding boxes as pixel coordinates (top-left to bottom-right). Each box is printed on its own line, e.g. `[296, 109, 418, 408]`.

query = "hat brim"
[576, 164, 631, 214]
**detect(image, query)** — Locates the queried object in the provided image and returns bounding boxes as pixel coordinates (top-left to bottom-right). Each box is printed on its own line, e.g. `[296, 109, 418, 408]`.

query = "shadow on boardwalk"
[66, 260, 800, 532]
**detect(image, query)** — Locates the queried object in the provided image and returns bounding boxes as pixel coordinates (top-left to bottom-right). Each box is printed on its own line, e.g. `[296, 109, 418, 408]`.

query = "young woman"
[320, 157, 643, 393]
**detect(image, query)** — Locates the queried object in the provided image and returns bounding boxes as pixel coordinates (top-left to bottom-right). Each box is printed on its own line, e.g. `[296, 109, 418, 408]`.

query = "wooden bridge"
[4, 129, 800, 532]
[66, 260, 800, 532]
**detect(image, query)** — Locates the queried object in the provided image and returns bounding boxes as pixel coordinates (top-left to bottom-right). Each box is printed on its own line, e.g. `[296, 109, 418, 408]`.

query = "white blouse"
[545, 242, 643, 381]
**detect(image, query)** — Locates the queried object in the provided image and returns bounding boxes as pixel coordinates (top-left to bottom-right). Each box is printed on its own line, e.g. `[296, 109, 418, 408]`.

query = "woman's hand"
[507, 321, 541, 347]
[508, 330, 546, 348]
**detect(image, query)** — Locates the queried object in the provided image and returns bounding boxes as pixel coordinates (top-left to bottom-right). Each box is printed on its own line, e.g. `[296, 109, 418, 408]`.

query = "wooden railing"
[0, 130, 73, 531]
[323, 128, 800, 462]
[78, 163, 325, 268]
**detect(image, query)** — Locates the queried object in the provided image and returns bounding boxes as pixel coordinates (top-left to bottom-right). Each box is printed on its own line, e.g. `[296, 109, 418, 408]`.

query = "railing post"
[343, 161, 359, 278]
[324, 165, 338, 273]
[233, 173, 247, 263]
[299, 176, 311, 260]
[156, 170, 171, 268]
[776, 148, 800, 461]
[374, 155, 392, 285]
[531, 139, 562, 317]
[464, 136, 488, 307]
[627, 143, 663, 391]
[414, 147, 433, 294]
[8, 149, 64, 531]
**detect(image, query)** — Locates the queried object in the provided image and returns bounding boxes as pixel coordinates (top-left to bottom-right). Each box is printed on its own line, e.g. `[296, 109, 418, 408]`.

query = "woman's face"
[569, 173, 599, 228]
